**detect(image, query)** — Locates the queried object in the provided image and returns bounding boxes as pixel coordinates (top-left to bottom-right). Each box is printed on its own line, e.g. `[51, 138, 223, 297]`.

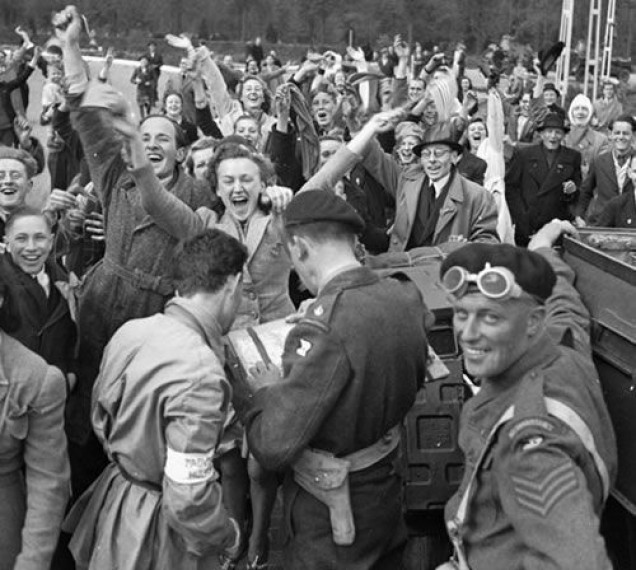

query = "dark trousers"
[0, 127, 16, 147]
[283, 460, 407, 569]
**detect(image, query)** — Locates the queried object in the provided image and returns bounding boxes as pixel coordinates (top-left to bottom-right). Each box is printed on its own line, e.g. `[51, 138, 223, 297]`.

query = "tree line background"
[0, 0, 634, 59]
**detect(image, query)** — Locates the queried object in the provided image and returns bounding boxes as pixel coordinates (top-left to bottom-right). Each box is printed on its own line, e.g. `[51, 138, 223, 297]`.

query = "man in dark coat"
[457, 151, 487, 186]
[144, 41, 163, 104]
[231, 190, 429, 569]
[595, 188, 636, 228]
[505, 113, 581, 246]
[1, 208, 76, 382]
[594, 153, 636, 228]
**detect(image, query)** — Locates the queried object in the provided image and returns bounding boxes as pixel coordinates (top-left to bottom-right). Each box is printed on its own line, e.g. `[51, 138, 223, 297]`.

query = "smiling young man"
[0, 207, 77, 379]
[0, 147, 38, 239]
[436, 222, 617, 570]
[576, 114, 636, 225]
[56, 5, 215, 496]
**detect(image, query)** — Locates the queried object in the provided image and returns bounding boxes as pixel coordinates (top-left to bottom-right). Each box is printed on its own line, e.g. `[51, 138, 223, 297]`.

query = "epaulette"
[298, 290, 343, 333]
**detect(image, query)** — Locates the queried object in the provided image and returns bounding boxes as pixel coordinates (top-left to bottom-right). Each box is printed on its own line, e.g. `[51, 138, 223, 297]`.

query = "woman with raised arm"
[112, 100, 294, 569]
[166, 34, 275, 152]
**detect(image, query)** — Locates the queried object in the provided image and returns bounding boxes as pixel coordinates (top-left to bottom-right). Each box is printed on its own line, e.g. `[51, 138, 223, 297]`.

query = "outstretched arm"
[528, 220, 592, 354]
[112, 104, 206, 239]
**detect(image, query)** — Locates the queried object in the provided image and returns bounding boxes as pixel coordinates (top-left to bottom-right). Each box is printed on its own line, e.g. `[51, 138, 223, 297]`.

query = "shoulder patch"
[508, 417, 555, 440]
[296, 338, 313, 357]
[512, 460, 579, 517]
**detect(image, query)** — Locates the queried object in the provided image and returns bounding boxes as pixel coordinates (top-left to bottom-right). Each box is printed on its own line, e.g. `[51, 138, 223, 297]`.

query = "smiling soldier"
[436, 221, 617, 570]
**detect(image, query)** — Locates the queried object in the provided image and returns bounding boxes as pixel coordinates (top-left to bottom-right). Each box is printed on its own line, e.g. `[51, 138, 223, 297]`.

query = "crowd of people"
[0, 4, 629, 570]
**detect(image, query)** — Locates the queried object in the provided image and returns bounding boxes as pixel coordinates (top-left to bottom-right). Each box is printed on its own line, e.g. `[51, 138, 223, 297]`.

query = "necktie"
[34, 271, 50, 298]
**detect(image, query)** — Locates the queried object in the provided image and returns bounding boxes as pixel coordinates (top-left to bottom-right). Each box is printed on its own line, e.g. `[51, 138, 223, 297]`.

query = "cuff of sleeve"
[228, 518, 241, 551]
[66, 72, 89, 96]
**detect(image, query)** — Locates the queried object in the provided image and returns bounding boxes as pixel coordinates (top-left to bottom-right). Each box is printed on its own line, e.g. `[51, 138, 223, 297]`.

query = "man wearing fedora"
[302, 111, 499, 251]
[505, 112, 581, 246]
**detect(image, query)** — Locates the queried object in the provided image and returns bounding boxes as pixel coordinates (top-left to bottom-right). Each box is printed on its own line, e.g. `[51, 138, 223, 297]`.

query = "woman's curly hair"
[206, 140, 276, 191]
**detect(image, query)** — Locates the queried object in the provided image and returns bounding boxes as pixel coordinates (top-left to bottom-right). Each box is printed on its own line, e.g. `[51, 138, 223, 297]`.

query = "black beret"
[284, 189, 365, 233]
[440, 243, 556, 302]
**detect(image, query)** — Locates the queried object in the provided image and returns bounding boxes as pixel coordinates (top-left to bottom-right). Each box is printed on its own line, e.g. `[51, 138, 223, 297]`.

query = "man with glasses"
[305, 111, 499, 250]
[435, 221, 617, 570]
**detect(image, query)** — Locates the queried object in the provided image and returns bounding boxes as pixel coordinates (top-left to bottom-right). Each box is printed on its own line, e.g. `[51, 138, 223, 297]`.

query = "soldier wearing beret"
[231, 190, 430, 569]
[436, 220, 617, 570]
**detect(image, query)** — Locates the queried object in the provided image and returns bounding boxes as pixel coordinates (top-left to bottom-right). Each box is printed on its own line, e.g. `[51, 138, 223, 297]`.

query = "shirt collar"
[319, 265, 377, 297]
[430, 172, 451, 196]
[164, 296, 225, 361]
[612, 150, 631, 167]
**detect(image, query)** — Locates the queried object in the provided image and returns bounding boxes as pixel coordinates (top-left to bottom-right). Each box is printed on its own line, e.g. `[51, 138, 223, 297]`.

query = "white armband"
[165, 447, 218, 485]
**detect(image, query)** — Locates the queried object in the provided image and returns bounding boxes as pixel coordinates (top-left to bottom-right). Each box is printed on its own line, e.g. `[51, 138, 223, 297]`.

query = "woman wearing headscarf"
[565, 93, 609, 175]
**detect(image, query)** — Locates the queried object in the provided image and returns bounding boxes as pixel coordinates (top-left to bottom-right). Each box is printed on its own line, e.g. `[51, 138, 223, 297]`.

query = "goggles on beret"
[441, 263, 527, 301]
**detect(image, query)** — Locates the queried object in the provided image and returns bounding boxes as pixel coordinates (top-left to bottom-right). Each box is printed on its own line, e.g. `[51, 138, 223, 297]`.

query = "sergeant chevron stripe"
[512, 462, 579, 516]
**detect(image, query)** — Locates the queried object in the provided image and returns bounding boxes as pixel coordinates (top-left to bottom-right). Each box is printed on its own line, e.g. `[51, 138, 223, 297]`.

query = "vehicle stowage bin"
[563, 231, 636, 515]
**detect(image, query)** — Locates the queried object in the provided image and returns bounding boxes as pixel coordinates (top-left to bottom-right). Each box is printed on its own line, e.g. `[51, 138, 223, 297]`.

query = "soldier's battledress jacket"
[444, 248, 618, 570]
[239, 266, 429, 569]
